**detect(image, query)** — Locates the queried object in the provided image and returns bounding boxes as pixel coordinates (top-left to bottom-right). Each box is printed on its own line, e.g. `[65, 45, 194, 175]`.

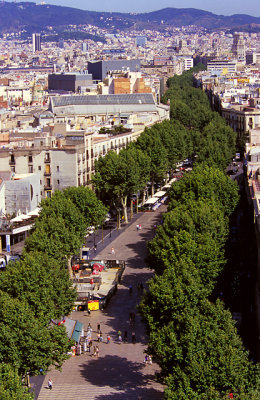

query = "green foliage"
[93, 147, 150, 220]
[24, 190, 86, 259]
[0, 252, 76, 322]
[0, 364, 33, 400]
[168, 164, 239, 217]
[140, 66, 259, 398]
[0, 291, 71, 376]
[63, 186, 108, 228]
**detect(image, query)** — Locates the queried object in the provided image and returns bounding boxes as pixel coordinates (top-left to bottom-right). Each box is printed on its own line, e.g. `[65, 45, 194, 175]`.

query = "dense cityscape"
[0, 1, 260, 399]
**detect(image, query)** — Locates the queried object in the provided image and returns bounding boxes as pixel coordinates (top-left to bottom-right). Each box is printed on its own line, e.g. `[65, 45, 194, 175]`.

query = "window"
[57, 179, 60, 184]
[40, 180, 42, 185]
[28, 155, 33, 163]
[45, 153, 50, 162]
[29, 165, 33, 173]
[38, 166, 41, 171]
[11, 166, 15, 173]
[10, 154, 15, 163]
[57, 166, 59, 172]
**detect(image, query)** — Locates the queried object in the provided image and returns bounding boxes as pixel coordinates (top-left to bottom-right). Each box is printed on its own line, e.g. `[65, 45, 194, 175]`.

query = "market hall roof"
[49, 93, 157, 115]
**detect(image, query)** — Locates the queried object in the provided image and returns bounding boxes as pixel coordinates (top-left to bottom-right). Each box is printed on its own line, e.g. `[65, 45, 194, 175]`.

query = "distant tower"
[232, 32, 245, 61]
[32, 33, 41, 53]
[82, 42, 89, 53]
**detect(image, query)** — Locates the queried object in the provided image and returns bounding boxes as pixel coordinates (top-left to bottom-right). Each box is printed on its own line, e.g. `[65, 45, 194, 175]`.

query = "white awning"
[10, 214, 30, 223]
[154, 191, 166, 198]
[27, 207, 40, 216]
[144, 197, 159, 205]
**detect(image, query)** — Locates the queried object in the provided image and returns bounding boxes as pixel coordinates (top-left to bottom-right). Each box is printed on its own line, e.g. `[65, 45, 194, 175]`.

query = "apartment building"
[222, 105, 260, 138]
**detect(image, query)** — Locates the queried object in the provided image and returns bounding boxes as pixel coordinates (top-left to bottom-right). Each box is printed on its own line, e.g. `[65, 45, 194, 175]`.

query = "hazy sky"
[6, 0, 260, 17]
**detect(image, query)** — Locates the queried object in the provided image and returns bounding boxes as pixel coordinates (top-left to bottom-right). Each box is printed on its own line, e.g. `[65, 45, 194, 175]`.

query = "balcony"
[9, 160, 15, 166]
[44, 158, 50, 163]
[44, 171, 51, 176]
[44, 184, 52, 190]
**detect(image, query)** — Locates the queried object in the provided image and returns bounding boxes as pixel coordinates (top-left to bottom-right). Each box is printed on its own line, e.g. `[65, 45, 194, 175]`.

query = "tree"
[168, 164, 239, 217]
[136, 130, 168, 195]
[63, 186, 108, 228]
[147, 199, 228, 279]
[0, 363, 33, 400]
[0, 252, 76, 323]
[24, 191, 86, 260]
[0, 291, 71, 376]
[93, 148, 150, 223]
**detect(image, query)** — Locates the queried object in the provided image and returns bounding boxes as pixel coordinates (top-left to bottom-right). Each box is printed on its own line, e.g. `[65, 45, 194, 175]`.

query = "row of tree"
[0, 187, 107, 398]
[93, 65, 236, 221]
[139, 67, 260, 398]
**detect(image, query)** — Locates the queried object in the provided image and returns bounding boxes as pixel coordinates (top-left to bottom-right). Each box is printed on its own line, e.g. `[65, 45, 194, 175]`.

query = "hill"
[0, 2, 259, 34]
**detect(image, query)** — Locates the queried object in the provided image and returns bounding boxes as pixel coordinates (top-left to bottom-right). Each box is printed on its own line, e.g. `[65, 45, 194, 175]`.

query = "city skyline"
[3, 0, 260, 17]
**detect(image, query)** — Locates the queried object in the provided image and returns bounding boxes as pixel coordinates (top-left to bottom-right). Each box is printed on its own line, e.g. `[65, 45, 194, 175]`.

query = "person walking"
[107, 335, 111, 344]
[48, 379, 53, 390]
[111, 247, 115, 255]
[87, 340, 92, 353]
[96, 345, 99, 358]
[97, 323, 101, 332]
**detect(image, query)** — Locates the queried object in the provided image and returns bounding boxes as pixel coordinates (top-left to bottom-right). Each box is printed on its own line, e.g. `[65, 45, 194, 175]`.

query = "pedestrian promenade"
[36, 207, 166, 400]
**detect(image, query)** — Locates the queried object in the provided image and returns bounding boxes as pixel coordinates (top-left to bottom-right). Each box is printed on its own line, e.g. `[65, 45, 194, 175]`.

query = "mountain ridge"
[0, 2, 259, 34]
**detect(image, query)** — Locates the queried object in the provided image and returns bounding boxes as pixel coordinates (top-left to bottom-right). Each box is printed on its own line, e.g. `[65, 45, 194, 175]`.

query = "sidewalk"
[36, 207, 166, 400]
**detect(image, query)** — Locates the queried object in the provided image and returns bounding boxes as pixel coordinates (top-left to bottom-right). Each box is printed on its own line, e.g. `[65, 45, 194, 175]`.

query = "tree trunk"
[151, 181, 155, 197]
[122, 196, 128, 223]
[130, 199, 133, 219]
[67, 256, 73, 280]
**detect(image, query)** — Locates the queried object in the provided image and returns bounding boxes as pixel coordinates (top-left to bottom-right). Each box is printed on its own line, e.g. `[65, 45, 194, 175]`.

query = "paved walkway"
[36, 207, 166, 400]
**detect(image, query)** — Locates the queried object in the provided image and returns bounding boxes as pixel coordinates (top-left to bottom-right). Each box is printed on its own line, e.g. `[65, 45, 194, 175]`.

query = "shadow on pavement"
[79, 355, 163, 399]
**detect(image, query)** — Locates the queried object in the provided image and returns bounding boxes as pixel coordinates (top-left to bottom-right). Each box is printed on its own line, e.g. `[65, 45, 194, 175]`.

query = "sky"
[5, 0, 260, 17]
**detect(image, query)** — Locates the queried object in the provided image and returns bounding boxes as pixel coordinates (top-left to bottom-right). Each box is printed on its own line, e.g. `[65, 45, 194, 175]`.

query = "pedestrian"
[88, 323, 92, 331]
[97, 323, 101, 332]
[124, 330, 128, 342]
[118, 334, 122, 343]
[87, 340, 92, 353]
[93, 346, 97, 357]
[94, 245, 97, 253]
[136, 224, 139, 231]
[99, 334, 103, 343]
[229, 392, 234, 399]
[111, 247, 115, 255]
[87, 308, 91, 315]
[96, 345, 99, 358]
[107, 335, 111, 344]
[117, 330, 122, 338]
[144, 355, 148, 364]
[48, 378, 53, 390]
[148, 355, 152, 365]
[97, 332, 100, 341]
[132, 331, 136, 343]
[139, 224, 141, 230]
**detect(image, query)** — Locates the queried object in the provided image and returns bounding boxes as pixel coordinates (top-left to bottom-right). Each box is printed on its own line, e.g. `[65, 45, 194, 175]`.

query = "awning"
[71, 321, 84, 343]
[10, 214, 31, 223]
[154, 191, 166, 198]
[144, 197, 159, 205]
